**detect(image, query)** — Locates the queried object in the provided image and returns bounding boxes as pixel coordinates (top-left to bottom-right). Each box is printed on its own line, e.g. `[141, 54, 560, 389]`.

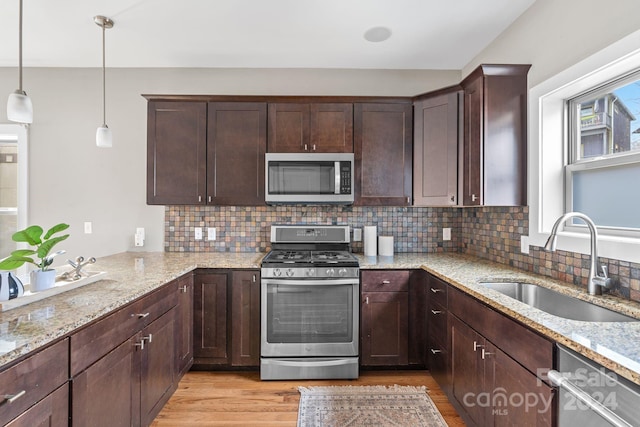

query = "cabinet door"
[147, 101, 207, 205]
[462, 76, 483, 206]
[193, 272, 228, 365]
[176, 274, 194, 376]
[6, 384, 68, 427]
[310, 103, 353, 153]
[354, 103, 413, 205]
[450, 314, 486, 426]
[230, 270, 261, 367]
[140, 308, 177, 427]
[72, 336, 140, 427]
[361, 291, 409, 366]
[408, 270, 427, 366]
[207, 102, 266, 205]
[414, 92, 460, 206]
[267, 103, 310, 152]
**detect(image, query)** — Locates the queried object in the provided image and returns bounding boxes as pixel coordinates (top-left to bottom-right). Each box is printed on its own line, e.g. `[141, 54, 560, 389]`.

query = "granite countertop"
[2, 250, 640, 388]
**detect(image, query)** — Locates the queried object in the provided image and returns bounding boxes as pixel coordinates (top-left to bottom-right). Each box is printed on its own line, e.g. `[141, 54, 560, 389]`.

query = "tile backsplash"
[165, 204, 640, 303]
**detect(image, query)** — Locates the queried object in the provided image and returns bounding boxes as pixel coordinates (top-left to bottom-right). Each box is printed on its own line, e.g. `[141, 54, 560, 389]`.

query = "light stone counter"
[2, 250, 640, 387]
[357, 252, 640, 386]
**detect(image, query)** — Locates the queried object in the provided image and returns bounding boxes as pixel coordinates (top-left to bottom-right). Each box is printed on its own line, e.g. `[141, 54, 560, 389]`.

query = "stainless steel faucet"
[544, 212, 610, 295]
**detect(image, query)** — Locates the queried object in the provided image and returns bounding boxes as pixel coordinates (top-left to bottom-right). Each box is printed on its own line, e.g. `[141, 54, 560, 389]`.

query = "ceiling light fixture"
[7, 0, 33, 124]
[94, 15, 114, 148]
[364, 26, 392, 43]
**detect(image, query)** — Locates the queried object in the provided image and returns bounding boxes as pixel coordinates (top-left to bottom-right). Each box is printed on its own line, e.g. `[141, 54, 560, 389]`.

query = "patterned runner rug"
[297, 385, 448, 427]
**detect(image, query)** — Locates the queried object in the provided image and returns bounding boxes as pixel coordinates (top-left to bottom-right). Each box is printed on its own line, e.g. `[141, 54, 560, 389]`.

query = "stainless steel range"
[260, 225, 359, 380]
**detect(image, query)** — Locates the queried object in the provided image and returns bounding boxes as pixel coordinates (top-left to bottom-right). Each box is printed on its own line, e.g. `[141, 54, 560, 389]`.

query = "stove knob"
[274, 268, 282, 277]
[338, 268, 348, 277]
[325, 268, 335, 277]
[305, 268, 315, 277]
[286, 269, 295, 277]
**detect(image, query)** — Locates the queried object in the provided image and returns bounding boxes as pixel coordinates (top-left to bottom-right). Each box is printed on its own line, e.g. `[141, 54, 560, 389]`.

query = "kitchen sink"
[479, 281, 638, 322]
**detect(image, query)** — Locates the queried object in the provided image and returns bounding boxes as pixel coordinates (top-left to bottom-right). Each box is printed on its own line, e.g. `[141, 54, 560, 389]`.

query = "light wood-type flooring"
[151, 370, 465, 426]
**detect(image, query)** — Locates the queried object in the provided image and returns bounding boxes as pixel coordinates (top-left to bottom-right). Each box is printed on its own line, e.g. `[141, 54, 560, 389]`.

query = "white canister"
[378, 236, 394, 257]
[364, 226, 377, 256]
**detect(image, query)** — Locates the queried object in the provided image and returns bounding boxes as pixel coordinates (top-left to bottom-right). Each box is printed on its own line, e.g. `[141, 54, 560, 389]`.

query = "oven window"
[268, 161, 335, 194]
[266, 283, 353, 343]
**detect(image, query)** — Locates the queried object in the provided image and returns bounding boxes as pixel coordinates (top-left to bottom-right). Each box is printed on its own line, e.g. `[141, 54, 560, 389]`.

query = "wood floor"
[151, 370, 465, 426]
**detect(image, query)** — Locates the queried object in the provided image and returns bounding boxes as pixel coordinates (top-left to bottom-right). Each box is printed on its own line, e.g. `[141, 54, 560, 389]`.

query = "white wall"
[463, 0, 640, 86]
[0, 67, 458, 260]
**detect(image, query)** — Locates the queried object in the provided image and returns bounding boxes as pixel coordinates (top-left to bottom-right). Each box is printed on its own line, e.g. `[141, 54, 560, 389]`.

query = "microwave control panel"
[340, 161, 352, 194]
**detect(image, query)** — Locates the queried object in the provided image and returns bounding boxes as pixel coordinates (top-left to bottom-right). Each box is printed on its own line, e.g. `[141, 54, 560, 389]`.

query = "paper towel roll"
[378, 236, 394, 256]
[364, 226, 377, 256]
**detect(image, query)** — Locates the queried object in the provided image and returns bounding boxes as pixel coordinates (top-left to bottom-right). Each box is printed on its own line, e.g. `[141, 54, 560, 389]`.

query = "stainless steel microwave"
[265, 153, 354, 204]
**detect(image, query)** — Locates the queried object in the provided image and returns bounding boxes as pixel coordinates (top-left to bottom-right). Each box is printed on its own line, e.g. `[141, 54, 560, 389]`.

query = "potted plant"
[0, 223, 70, 292]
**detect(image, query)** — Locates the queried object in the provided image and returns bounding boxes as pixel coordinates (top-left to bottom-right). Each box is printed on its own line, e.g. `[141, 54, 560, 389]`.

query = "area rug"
[297, 385, 448, 427]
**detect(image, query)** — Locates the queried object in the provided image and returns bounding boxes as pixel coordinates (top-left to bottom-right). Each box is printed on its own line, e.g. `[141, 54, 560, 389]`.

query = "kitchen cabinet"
[360, 270, 410, 366]
[354, 103, 413, 206]
[460, 64, 530, 206]
[230, 270, 261, 367]
[147, 101, 207, 205]
[207, 102, 266, 205]
[146, 100, 267, 206]
[194, 271, 229, 366]
[0, 338, 69, 426]
[267, 103, 353, 153]
[413, 89, 461, 206]
[448, 285, 554, 426]
[426, 274, 450, 393]
[176, 273, 194, 376]
[408, 269, 427, 367]
[70, 279, 180, 427]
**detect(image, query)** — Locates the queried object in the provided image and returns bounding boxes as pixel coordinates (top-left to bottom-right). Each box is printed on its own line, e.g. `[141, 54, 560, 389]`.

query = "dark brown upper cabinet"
[147, 101, 207, 205]
[460, 64, 530, 206]
[413, 89, 461, 206]
[354, 103, 413, 206]
[267, 103, 353, 153]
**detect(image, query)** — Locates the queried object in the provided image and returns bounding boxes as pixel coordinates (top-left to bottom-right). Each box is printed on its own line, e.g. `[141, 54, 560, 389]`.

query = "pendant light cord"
[102, 23, 106, 126]
[18, 0, 23, 92]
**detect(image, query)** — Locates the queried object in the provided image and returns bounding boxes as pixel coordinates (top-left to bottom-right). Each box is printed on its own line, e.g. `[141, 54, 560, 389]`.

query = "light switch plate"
[84, 222, 92, 234]
[443, 227, 451, 241]
[207, 227, 216, 241]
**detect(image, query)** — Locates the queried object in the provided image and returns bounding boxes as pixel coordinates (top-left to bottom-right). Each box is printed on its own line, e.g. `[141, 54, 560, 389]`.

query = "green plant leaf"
[36, 234, 70, 260]
[12, 225, 43, 246]
[43, 223, 70, 240]
[0, 256, 34, 270]
[10, 249, 36, 257]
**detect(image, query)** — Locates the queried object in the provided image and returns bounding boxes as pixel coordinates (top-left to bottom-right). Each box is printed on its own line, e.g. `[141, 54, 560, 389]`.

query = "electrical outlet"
[443, 227, 451, 241]
[207, 227, 216, 241]
[84, 222, 92, 234]
[194, 227, 203, 240]
[135, 227, 145, 247]
[520, 235, 530, 254]
[353, 228, 362, 242]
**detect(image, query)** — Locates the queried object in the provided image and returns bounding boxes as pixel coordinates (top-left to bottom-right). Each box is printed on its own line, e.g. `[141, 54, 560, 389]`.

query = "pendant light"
[94, 15, 114, 148]
[7, 0, 33, 124]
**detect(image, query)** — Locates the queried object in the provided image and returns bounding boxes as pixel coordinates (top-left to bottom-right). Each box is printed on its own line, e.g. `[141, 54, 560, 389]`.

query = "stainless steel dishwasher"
[550, 344, 640, 427]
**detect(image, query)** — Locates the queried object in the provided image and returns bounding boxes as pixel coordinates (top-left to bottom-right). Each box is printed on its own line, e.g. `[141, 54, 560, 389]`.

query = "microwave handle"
[335, 162, 341, 194]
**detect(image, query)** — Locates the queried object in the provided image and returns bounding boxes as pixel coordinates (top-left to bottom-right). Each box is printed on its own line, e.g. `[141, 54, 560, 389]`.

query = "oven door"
[261, 278, 359, 357]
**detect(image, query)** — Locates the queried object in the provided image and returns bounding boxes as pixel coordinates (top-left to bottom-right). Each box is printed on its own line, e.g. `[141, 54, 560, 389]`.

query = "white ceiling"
[0, 0, 536, 69]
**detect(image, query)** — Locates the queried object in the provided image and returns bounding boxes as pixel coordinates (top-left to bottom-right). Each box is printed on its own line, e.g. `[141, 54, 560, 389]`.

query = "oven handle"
[262, 358, 356, 368]
[262, 278, 359, 286]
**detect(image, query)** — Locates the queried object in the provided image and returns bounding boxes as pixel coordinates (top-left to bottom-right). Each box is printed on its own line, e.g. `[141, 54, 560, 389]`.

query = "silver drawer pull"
[430, 288, 444, 293]
[431, 309, 442, 315]
[134, 340, 145, 350]
[381, 280, 391, 284]
[473, 341, 484, 352]
[180, 285, 188, 293]
[430, 349, 442, 354]
[481, 349, 493, 359]
[1, 390, 26, 405]
[143, 334, 153, 343]
[135, 312, 150, 319]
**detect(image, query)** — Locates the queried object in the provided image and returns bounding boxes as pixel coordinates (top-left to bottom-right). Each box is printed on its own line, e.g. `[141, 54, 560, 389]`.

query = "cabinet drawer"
[361, 270, 410, 292]
[449, 286, 554, 375]
[427, 275, 448, 307]
[6, 383, 68, 427]
[0, 338, 69, 426]
[71, 280, 178, 375]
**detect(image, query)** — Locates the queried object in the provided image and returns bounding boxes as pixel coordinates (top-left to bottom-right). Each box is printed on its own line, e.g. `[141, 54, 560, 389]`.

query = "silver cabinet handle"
[365, 296, 369, 304]
[180, 285, 188, 293]
[198, 195, 202, 202]
[471, 194, 478, 202]
[312, 144, 316, 151]
[430, 288, 444, 293]
[252, 275, 256, 283]
[381, 280, 391, 285]
[304, 144, 308, 151]
[134, 340, 145, 350]
[430, 349, 442, 354]
[143, 333, 153, 344]
[135, 312, 150, 319]
[431, 309, 442, 315]
[548, 370, 632, 427]
[208, 196, 212, 203]
[473, 341, 484, 352]
[481, 348, 492, 359]
[1, 390, 26, 405]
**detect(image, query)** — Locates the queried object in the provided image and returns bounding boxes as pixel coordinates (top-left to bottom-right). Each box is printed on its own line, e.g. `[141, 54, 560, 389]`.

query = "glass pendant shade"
[7, 90, 33, 124]
[96, 125, 112, 148]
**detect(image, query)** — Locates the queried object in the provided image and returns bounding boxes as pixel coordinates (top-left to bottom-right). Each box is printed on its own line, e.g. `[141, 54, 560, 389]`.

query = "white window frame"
[526, 28, 640, 263]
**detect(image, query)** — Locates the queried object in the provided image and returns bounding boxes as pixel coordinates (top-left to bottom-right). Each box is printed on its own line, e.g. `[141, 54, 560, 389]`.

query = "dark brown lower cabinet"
[6, 384, 68, 427]
[176, 273, 194, 376]
[193, 272, 229, 366]
[231, 270, 261, 367]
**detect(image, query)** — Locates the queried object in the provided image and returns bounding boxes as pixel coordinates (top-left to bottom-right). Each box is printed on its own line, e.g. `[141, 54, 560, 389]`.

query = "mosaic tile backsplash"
[165, 204, 640, 303]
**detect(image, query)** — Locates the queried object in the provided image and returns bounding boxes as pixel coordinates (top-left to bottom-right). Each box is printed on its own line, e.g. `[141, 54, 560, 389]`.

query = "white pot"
[30, 269, 56, 292]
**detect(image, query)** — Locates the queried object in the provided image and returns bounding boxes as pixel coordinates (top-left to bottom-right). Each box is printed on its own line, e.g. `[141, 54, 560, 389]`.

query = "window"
[565, 72, 640, 233]
[526, 29, 640, 263]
